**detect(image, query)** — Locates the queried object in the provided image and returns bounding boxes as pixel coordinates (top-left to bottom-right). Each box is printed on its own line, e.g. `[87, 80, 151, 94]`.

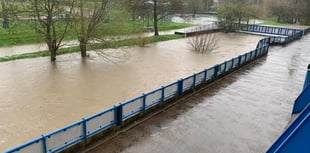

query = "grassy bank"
[260, 16, 290, 26]
[0, 20, 191, 47]
[0, 34, 183, 62]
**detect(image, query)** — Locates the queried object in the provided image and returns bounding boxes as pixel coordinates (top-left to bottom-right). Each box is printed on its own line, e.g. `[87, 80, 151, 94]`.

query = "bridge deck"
[83, 35, 310, 153]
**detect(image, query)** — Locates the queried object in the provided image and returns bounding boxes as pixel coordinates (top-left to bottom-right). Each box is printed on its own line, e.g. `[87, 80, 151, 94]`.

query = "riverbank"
[0, 34, 183, 62]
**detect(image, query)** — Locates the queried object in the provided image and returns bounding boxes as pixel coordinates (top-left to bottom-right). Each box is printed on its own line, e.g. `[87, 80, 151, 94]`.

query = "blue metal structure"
[3, 25, 306, 153]
[267, 65, 310, 152]
[304, 27, 310, 35]
[303, 65, 310, 89]
[292, 65, 310, 114]
[267, 103, 310, 153]
[234, 24, 304, 44]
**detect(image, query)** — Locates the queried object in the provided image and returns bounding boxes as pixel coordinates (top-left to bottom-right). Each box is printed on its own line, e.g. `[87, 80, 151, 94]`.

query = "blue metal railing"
[304, 27, 310, 35]
[3, 25, 305, 153]
[234, 24, 304, 44]
[267, 101, 310, 153]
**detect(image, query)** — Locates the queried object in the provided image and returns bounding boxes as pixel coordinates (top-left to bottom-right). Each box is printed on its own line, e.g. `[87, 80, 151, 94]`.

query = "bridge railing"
[234, 23, 304, 44]
[184, 23, 218, 34]
[234, 24, 302, 36]
[4, 25, 305, 153]
[304, 27, 310, 35]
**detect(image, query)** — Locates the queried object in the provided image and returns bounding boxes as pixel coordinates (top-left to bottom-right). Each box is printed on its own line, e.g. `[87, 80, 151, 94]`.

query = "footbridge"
[4, 25, 310, 153]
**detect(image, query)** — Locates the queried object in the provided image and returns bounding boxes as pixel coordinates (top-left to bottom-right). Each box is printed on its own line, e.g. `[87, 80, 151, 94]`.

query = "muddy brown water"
[85, 35, 310, 153]
[0, 33, 264, 151]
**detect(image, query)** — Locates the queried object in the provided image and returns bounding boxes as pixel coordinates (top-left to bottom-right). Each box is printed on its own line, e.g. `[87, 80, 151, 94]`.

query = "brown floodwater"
[85, 35, 310, 153]
[0, 33, 264, 151]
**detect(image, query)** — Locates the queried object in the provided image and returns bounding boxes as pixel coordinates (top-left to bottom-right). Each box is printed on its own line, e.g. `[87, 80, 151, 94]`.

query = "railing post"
[82, 118, 87, 145]
[114, 104, 123, 126]
[42, 135, 47, 153]
[203, 69, 207, 81]
[193, 73, 196, 87]
[214, 64, 219, 77]
[224, 61, 227, 72]
[249, 51, 253, 60]
[255, 48, 258, 58]
[161, 86, 165, 102]
[303, 64, 310, 90]
[230, 59, 233, 69]
[142, 94, 146, 111]
[303, 30, 305, 36]
[238, 56, 242, 67]
[177, 79, 184, 96]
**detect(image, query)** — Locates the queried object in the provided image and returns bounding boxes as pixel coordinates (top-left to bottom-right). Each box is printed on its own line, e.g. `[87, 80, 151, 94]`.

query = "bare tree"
[268, 0, 292, 23]
[121, 0, 182, 36]
[152, 0, 174, 36]
[217, 0, 252, 32]
[188, 32, 217, 53]
[30, 0, 74, 61]
[1, 0, 9, 28]
[123, 0, 147, 21]
[73, 0, 110, 58]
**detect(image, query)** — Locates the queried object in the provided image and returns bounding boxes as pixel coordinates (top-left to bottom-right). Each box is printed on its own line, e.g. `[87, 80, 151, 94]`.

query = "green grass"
[0, 20, 76, 46]
[0, 20, 191, 47]
[97, 34, 183, 48]
[156, 22, 193, 31]
[0, 34, 183, 62]
[260, 16, 289, 26]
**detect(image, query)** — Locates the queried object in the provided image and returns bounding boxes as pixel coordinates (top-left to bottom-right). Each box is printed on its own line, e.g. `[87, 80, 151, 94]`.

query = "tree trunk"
[80, 39, 87, 58]
[48, 41, 57, 61]
[79, 0, 87, 58]
[153, 0, 159, 36]
[51, 49, 56, 61]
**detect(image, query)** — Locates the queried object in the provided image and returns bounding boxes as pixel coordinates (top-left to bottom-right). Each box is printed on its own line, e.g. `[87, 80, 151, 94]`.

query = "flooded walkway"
[0, 30, 174, 57]
[83, 35, 310, 153]
[0, 33, 263, 151]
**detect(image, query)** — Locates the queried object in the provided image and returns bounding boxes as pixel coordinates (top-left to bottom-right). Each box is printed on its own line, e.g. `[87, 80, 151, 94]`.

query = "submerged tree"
[30, 0, 74, 61]
[73, 0, 110, 58]
[188, 32, 217, 53]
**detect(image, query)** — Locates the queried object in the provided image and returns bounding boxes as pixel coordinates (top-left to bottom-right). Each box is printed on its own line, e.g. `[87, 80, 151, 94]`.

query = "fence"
[304, 27, 310, 35]
[183, 23, 218, 35]
[234, 24, 304, 44]
[3, 25, 305, 153]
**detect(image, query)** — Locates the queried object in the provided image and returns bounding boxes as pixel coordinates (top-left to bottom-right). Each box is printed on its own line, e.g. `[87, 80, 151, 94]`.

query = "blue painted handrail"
[266, 103, 310, 153]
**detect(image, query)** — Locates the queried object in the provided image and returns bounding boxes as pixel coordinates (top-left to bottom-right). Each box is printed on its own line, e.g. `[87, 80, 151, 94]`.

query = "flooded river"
[85, 35, 310, 153]
[0, 33, 264, 151]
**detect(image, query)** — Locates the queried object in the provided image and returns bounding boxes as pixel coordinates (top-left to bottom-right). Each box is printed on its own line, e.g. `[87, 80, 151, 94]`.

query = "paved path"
[0, 28, 186, 58]
[82, 35, 310, 153]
